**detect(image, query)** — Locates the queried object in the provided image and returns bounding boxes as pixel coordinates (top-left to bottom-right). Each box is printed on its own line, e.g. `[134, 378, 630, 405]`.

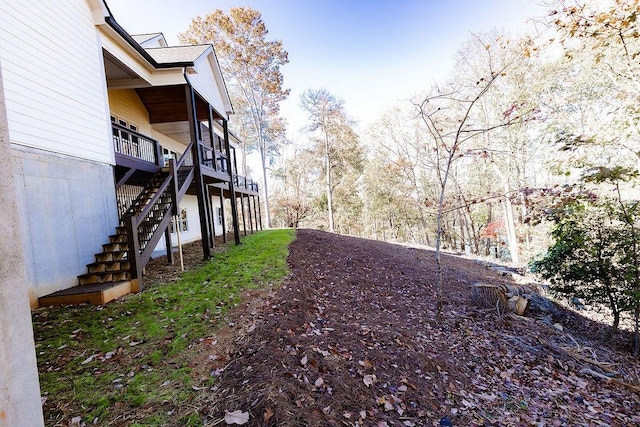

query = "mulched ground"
[190, 229, 640, 426]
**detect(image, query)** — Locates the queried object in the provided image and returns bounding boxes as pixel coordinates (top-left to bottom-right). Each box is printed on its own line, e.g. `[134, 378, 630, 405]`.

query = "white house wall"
[0, 0, 113, 165]
[0, 1, 121, 306]
[189, 55, 227, 118]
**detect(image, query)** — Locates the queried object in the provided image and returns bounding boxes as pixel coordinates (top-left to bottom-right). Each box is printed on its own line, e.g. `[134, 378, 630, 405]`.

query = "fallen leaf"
[315, 377, 324, 387]
[225, 410, 249, 425]
[359, 359, 374, 369]
[300, 355, 308, 366]
[363, 374, 377, 387]
[81, 354, 97, 365]
[263, 407, 274, 422]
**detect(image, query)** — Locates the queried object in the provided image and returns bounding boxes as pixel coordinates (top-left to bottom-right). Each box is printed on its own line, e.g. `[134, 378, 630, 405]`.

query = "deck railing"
[112, 123, 162, 165]
[233, 175, 259, 192]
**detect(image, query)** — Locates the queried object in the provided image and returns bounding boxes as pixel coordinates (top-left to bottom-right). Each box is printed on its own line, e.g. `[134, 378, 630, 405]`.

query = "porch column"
[247, 192, 254, 234]
[240, 193, 247, 236]
[203, 183, 214, 249]
[223, 120, 241, 245]
[257, 195, 263, 230]
[0, 60, 45, 426]
[164, 228, 173, 264]
[207, 105, 217, 172]
[252, 195, 259, 232]
[219, 187, 227, 243]
[185, 85, 211, 259]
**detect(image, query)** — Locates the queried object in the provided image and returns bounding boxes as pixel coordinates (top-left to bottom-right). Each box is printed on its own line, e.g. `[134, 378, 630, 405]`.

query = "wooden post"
[175, 215, 184, 272]
[164, 227, 173, 264]
[185, 85, 211, 259]
[223, 119, 241, 245]
[247, 192, 254, 234]
[126, 215, 143, 291]
[164, 156, 179, 264]
[257, 195, 263, 230]
[252, 195, 259, 232]
[154, 138, 163, 166]
[240, 193, 247, 236]
[219, 187, 227, 243]
[207, 105, 217, 172]
[204, 184, 215, 248]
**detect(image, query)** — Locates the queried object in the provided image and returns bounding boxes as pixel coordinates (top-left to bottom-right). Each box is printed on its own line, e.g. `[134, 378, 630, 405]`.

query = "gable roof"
[131, 33, 167, 47]
[145, 45, 210, 65]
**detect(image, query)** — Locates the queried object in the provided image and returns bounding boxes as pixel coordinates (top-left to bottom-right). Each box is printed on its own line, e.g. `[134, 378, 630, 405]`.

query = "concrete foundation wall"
[12, 146, 119, 306]
[0, 57, 44, 427]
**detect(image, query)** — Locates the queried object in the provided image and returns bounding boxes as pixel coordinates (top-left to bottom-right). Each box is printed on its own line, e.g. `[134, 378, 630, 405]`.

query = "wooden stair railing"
[75, 143, 194, 293]
[39, 144, 195, 306]
[125, 143, 194, 291]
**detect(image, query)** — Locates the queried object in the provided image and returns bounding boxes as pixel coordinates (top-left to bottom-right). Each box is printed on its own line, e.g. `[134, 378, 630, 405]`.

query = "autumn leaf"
[225, 410, 249, 425]
[263, 407, 274, 422]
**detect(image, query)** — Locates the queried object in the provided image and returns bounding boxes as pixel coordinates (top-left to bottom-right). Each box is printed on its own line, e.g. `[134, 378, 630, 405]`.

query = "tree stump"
[471, 283, 508, 316]
[471, 282, 531, 317]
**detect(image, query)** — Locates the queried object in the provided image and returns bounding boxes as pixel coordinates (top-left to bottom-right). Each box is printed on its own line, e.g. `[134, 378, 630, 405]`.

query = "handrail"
[133, 142, 194, 232]
[198, 142, 215, 170]
[112, 122, 162, 165]
[126, 142, 195, 283]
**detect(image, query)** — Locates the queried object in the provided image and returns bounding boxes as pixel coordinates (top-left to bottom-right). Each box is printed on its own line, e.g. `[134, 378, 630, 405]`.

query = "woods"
[179, 0, 640, 351]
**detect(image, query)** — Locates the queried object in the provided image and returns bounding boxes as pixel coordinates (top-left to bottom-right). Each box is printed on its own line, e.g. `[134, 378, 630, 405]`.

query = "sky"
[105, 0, 550, 140]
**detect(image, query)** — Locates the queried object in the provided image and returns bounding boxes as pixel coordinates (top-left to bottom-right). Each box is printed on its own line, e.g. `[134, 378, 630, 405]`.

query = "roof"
[144, 45, 211, 65]
[131, 33, 166, 47]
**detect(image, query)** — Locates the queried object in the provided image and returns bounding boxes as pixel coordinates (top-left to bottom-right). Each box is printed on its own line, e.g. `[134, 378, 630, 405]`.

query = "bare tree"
[413, 33, 534, 319]
[301, 89, 362, 233]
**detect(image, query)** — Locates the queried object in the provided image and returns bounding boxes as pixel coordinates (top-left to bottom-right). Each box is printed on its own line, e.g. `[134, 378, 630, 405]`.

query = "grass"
[33, 229, 295, 426]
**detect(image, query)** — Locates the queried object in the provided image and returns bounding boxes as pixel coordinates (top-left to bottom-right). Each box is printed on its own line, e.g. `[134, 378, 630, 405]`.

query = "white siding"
[189, 54, 227, 118]
[0, 0, 112, 164]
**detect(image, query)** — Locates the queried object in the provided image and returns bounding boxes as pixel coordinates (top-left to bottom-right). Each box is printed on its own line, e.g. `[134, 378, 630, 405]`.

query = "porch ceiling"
[151, 121, 191, 145]
[136, 85, 223, 124]
[104, 52, 148, 89]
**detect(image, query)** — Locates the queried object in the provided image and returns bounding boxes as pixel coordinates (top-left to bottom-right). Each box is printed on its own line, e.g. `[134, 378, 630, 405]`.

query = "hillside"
[35, 229, 640, 426]
[203, 229, 640, 426]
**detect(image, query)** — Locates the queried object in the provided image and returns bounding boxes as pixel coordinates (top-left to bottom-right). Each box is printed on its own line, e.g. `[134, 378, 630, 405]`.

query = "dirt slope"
[200, 229, 640, 426]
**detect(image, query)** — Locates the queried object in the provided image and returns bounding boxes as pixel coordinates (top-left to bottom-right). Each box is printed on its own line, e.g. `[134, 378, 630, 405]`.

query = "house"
[0, 0, 262, 309]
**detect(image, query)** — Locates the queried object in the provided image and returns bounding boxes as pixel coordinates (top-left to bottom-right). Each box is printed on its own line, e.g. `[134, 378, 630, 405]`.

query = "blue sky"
[106, 0, 549, 138]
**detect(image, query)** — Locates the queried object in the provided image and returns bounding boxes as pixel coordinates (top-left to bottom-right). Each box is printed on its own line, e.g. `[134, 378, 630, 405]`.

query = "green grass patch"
[34, 229, 295, 426]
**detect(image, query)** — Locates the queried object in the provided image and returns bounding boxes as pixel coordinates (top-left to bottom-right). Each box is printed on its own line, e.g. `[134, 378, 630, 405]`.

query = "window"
[162, 147, 178, 167]
[217, 207, 223, 225]
[170, 208, 188, 233]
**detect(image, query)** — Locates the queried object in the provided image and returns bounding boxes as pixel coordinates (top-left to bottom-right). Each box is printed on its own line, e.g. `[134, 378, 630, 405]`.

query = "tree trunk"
[491, 162, 519, 264]
[323, 123, 334, 233]
[259, 143, 271, 228]
[611, 310, 620, 342]
[634, 306, 639, 357]
[502, 197, 519, 264]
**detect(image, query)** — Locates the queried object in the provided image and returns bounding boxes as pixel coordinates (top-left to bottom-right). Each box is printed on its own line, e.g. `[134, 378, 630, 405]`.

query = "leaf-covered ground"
[36, 228, 640, 426]
[202, 229, 640, 426]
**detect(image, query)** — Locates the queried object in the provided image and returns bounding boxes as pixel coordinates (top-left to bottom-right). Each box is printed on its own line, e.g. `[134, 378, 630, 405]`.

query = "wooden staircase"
[39, 148, 194, 307]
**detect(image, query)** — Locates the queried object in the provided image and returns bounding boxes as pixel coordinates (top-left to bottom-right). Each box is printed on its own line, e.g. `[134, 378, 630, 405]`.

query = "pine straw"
[194, 229, 640, 426]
